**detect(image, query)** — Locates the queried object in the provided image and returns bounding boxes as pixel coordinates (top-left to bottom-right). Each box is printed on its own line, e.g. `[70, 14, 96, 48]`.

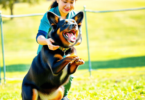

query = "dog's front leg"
[52, 55, 78, 74]
[22, 81, 38, 100]
[32, 89, 38, 100]
[68, 57, 85, 74]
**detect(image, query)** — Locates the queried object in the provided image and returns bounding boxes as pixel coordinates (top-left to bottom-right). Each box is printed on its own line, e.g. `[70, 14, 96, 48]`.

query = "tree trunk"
[9, 1, 14, 20]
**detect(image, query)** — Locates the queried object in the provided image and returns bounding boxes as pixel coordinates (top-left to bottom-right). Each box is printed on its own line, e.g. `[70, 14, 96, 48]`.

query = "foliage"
[0, 0, 40, 18]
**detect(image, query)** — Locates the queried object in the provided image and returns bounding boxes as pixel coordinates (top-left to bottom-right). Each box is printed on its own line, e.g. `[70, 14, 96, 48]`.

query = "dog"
[22, 11, 84, 100]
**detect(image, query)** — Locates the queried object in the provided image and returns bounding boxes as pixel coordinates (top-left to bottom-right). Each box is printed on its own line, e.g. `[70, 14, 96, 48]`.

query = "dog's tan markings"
[78, 22, 82, 26]
[57, 28, 69, 46]
[54, 54, 63, 60]
[51, 23, 55, 25]
[65, 20, 68, 23]
[74, 17, 78, 22]
[75, 30, 79, 38]
[72, 20, 75, 23]
[57, 29, 67, 44]
[32, 89, 38, 100]
[69, 62, 78, 74]
[76, 38, 81, 45]
[53, 86, 64, 100]
[47, 86, 64, 100]
[60, 33, 69, 46]
[57, 28, 60, 35]
[50, 16, 59, 26]
[55, 16, 59, 23]
[37, 86, 64, 100]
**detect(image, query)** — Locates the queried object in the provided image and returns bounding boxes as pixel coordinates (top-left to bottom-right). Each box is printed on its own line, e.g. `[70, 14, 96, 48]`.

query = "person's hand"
[46, 38, 59, 50]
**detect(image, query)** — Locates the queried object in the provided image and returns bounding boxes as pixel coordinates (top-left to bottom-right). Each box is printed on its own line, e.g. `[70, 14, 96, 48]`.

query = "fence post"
[83, 6, 92, 76]
[0, 11, 2, 84]
[0, 11, 6, 83]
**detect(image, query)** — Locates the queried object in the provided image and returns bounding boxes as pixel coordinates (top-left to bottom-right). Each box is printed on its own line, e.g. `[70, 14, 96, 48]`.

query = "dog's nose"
[73, 24, 77, 28]
[69, 24, 77, 30]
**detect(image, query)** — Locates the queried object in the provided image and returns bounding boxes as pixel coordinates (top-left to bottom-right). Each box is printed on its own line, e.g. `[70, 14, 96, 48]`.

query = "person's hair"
[50, 0, 77, 9]
[50, 0, 58, 9]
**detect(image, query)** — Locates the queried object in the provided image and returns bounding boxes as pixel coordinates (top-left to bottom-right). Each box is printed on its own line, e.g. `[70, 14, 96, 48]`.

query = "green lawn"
[0, 67, 145, 100]
[0, 0, 145, 99]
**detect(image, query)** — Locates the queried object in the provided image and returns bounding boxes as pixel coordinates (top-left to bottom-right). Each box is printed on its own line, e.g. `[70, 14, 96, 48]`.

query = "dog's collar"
[58, 46, 69, 52]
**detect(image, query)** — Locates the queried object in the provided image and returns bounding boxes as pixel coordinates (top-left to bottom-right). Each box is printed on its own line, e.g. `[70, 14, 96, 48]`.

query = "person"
[36, 0, 82, 99]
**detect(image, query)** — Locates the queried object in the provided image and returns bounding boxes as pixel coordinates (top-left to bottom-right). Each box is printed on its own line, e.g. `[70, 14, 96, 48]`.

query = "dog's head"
[47, 11, 84, 48]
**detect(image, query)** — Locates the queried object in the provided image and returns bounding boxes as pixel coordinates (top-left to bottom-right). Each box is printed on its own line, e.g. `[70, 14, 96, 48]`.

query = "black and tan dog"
[22, 11, 84, 100]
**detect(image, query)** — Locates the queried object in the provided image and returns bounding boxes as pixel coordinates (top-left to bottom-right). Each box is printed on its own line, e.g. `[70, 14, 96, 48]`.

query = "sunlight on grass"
[68, 67, 145, 99]
[0, 67, 145, 99]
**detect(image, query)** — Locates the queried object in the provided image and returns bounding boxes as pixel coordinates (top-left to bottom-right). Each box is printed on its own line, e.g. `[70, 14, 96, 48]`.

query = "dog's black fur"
[22, 11, 84, 100]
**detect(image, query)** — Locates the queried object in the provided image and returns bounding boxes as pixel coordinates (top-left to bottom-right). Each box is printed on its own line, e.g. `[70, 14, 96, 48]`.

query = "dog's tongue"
[66, 33, 76, 42]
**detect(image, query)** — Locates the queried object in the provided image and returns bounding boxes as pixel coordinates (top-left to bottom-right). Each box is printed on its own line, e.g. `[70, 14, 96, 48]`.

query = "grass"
[0, 0, 145, 99]
[0, 67, 145, 100]
[69, 67, 145, 100]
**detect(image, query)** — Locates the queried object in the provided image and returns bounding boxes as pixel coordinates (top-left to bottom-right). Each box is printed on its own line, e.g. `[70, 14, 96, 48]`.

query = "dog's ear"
[47, 11, 59, 27]
[72, 11, 84, 27]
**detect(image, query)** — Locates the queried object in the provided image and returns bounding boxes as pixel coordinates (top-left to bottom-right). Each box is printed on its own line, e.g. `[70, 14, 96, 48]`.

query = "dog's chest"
[38, 86, 64, 100]
[60, 63, 68, 82]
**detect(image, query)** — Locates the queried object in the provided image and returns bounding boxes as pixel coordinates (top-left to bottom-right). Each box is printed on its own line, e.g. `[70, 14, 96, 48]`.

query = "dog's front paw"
[65, 55, 78, 62]
[69, 58, 85, 74]
[74, 58, 85, 65]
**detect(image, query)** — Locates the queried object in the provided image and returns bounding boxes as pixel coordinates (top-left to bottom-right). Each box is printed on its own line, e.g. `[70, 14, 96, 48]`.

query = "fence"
[83, 6, 145, 76]
[0, 6, 145, 83]
[0, 12, 44, 83]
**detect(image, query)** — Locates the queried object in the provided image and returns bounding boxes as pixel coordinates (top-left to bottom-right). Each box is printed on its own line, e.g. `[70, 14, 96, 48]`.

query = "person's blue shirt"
[36, 6, 80, 54]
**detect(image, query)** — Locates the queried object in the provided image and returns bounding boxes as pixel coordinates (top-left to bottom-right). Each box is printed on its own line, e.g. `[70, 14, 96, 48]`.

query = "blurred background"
[0, 0, 145, 99]
[0, 0, 145, 71]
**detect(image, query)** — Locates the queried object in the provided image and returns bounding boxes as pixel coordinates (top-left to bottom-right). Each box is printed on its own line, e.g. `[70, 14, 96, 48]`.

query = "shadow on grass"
[79, 56, 145, 70]
[1, 56, 145, 72]
[0, 64, 30, 72]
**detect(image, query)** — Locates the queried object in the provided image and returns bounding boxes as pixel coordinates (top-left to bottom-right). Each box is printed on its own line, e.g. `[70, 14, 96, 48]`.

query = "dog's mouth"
[63, 30, 76, 43]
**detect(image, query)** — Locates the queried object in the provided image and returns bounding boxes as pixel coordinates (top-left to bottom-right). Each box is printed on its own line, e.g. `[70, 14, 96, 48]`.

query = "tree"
[0, 0, 40, 19]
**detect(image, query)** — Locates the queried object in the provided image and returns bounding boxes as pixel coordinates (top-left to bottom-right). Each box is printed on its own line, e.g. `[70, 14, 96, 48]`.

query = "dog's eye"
[64, 21, 68, 25]
[72, 20, 75, 23]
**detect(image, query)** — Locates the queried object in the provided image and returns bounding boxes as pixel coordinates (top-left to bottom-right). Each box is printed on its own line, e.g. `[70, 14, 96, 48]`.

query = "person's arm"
[36, 12, 59, 51]
[37, 35, 59, 50]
